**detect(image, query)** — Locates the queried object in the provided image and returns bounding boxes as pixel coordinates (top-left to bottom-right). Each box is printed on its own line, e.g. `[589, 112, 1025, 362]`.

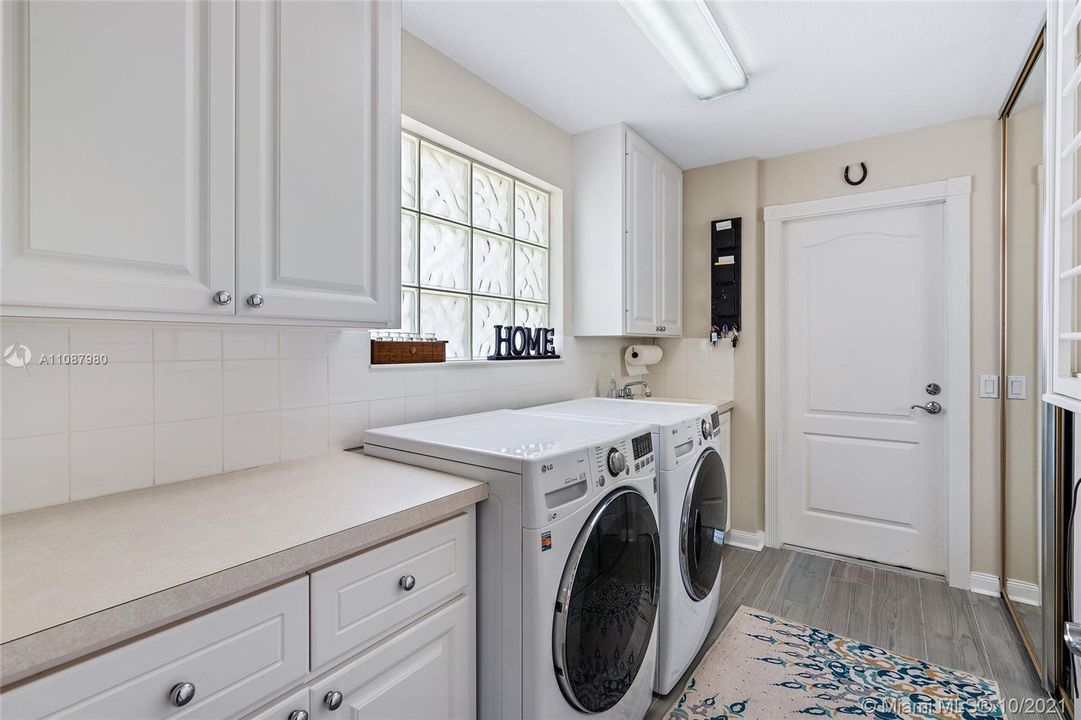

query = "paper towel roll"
[624, 345, 662, 376]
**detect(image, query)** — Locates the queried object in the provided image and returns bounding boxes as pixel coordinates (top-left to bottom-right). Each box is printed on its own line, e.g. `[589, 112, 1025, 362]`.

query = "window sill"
[369, 357, 566, 370]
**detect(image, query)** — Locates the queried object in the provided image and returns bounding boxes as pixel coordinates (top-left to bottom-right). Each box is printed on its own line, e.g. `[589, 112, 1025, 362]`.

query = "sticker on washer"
[541, 531, 552, 552]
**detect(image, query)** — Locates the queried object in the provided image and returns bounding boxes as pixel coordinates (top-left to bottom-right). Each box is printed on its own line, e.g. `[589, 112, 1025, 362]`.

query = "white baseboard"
[1006, 579, 1042, 607]
[967, 573, 1042, 606]
[726, 529, 765, 552]
[969, 572, 1000, 597]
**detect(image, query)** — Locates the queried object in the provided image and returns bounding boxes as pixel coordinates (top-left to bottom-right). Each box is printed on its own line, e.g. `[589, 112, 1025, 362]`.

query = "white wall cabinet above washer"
[572, 123, 682, 337]
[1, 0, 401, 327]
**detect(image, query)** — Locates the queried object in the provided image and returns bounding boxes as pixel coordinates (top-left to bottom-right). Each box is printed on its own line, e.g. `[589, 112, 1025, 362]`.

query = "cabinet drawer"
[309, 596, 473, 720]
[244, 688, 309, 720]
[1, 579, 309, 720]
[310, 514, 471, 670]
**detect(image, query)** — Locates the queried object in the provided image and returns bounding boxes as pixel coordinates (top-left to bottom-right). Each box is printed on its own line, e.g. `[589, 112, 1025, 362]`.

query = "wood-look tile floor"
[645, 546, 1059, 720]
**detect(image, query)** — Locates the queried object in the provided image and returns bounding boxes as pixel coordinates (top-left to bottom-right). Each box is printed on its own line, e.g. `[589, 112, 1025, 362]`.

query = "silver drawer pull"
[288, 711, 309, 720]
[399, 575, 416, 591]
[324, 690, 344, 711]
[169, 682, 196, 707]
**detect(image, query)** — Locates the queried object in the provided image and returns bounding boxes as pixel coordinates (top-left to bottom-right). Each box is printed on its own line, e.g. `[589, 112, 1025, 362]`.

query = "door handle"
[1065, 622, 1081, 658]
[910, 401, 943, 415]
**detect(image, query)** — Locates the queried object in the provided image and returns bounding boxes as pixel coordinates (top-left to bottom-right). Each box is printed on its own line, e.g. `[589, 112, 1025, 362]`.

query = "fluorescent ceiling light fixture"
[620, 0, 748, 101]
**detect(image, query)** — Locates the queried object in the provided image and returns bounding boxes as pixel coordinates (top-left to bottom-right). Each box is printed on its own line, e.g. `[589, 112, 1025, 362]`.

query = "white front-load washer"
[528, 399, 730, 694]
[363, 410, 661, 720]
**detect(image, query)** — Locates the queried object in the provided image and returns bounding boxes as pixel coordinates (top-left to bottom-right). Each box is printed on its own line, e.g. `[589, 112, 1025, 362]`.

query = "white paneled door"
[780, 202, 947, 573]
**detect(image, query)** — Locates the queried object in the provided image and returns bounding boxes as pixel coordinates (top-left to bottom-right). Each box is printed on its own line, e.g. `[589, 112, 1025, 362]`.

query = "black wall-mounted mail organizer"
[711, 217, 742, 332]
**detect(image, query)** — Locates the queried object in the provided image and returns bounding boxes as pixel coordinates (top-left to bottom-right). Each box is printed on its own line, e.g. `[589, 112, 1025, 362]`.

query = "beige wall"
[681, 159, 764, 533]
[673, 117, 1001, 574]
[402, 31, 578, 335]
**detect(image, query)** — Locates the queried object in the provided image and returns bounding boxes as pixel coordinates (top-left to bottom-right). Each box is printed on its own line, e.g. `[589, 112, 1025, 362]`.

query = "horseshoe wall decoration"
[844, 162, 868, 186]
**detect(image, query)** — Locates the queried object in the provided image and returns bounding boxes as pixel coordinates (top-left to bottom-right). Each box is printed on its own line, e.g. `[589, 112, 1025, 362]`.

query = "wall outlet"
[979, 374, 999, 399]
[1007, 375, 1028, 400]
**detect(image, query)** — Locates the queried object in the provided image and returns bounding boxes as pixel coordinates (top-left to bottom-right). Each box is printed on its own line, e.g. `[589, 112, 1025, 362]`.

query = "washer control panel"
[590, 433, 654, 487]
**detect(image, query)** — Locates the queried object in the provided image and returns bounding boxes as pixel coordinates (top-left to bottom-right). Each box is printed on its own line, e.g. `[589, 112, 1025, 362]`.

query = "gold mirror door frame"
[1000, 25, 1050, 689]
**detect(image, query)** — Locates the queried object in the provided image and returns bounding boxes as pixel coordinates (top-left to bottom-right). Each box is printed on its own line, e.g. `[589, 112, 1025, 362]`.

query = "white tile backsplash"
[155, 417, 223, 484]
[1, 434, 69, 513]
[154, 361, 223, 423]
[222, 330, 279, 360]
[223, 412, 280, 472]
[368, 397, 405, 428]
[70, 362, 153, 431]
[70, 325, 153, 362]
[223, 359, 279, 416]
[153, 328, 222, 362]
[2, 364, 69, 439]
[281, 406, 328, 461]
[329, 402, 369, 450]
[281, 358, 329, 409]
[0, 319, 640, 513]
[647, 337, 735, 403]
[70, 426, 154, 500]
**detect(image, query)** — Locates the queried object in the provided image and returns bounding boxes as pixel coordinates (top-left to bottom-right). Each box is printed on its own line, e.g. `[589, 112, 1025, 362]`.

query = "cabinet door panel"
[309, 597, 473, 720]
[657, 158, 682, 335]
[624, 133, 660, 335]
[1, 0, 235, 316]
[237, 0, 400, 325]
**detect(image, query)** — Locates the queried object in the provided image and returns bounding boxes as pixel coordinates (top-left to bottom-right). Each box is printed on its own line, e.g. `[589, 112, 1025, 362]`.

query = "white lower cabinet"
[1, 579, 310, 720]
[3, 515, 476, 720]
[309, 597, 473, 720]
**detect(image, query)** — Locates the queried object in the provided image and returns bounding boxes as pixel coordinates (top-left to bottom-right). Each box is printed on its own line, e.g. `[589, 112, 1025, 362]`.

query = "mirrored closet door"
[1001, 27, 1048, 683]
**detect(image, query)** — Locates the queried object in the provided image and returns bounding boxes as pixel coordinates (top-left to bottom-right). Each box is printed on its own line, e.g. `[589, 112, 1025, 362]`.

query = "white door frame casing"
[763, 177, 972, 589]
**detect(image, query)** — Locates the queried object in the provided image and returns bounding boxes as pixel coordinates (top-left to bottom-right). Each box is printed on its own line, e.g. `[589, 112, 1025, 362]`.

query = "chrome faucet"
[619, 380, 652, 399]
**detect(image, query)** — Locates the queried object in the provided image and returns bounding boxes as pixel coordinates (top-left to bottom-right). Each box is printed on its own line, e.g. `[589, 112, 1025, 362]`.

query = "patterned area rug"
[665, 606, 1002, 720]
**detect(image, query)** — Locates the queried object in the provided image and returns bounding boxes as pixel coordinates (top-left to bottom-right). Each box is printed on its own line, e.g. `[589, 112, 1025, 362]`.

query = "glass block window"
[399, 132, 551, 360]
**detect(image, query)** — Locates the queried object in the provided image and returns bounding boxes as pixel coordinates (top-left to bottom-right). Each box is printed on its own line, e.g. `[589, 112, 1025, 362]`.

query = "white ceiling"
[403, 0, 1045, 169]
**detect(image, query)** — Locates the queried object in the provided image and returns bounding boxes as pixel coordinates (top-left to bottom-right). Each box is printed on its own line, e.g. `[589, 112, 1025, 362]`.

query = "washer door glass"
[680, 448, 728, 601]
[553, 488, 660, 714]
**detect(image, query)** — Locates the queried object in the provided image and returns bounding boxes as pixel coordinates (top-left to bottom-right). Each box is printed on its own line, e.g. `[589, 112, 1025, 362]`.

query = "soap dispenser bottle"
[606, 373, 618, 398]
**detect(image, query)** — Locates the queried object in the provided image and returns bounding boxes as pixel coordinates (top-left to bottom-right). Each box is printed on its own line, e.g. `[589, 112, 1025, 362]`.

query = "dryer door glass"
[680, 448, 728, 601]
[553, 488, 660, 713]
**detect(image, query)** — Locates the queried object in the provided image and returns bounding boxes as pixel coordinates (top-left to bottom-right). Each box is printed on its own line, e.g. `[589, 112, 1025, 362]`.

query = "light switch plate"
[979, 374, 999, 399]
[1007, 375, 1028, 400]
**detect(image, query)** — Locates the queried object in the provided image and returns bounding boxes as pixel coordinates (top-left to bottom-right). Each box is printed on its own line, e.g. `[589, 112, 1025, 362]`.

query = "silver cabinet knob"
[399, 575, 416, 591]
[213, 290, 232, 306]
[247, 293, 264, 308]
[288, 711, 309, 720]
[910, 401, 943, 415]
[169, 682, 196, 707]
[323, 690, 344, 711]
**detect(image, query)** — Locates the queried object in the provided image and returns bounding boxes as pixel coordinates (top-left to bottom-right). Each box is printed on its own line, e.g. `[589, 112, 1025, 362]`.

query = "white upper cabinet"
[573, 123, 682, 337]
[1, 0, 401, 326]
[236, 0, 400, 324]
[1, 0, 235, 317]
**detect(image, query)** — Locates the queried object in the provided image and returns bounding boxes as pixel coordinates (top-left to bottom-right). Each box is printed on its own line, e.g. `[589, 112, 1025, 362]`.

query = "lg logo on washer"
[541, 463, 554, 473]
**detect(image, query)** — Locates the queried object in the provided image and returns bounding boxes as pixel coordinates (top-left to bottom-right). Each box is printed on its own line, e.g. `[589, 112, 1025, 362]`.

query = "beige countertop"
[0, 452, 487, 685]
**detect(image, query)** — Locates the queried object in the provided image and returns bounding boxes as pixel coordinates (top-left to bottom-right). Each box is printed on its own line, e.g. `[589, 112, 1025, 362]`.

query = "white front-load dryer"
[528, 399, 729, 694]
[363, 410, 661, 720]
